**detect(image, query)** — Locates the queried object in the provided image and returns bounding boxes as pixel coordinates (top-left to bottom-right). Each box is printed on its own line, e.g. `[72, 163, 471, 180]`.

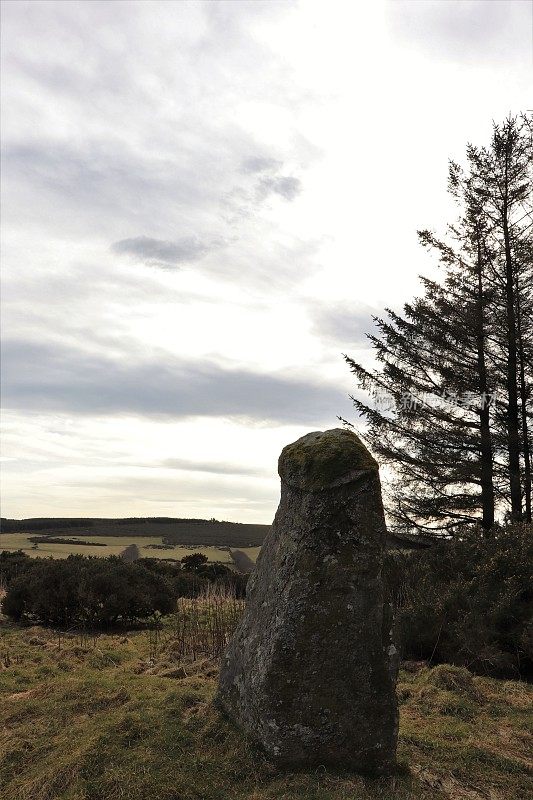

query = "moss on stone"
[278, 428, 378, 491]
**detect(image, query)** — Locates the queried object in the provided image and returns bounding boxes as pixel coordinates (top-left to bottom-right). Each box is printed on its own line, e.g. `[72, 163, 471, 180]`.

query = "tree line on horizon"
[346, 114, 532, 535]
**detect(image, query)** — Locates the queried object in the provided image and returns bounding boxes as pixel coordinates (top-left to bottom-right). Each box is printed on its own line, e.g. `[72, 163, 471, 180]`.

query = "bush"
[386, 523, 533, 678]
[1, 575, 32, 620]
[180, 553, 209, 571]
[1, 551, 249, 627]
[1, 555, 175, 628]
[0, 550, 33, 587]
[137, 556, 241, 597]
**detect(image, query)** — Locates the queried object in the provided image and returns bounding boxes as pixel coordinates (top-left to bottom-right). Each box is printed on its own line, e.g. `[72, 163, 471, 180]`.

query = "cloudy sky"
[1, 0, 531, 522]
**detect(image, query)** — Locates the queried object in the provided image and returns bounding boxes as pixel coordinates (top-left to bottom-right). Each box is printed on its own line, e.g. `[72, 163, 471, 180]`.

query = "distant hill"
[1, 518, 432, 551]
[0, 517, 269, 548]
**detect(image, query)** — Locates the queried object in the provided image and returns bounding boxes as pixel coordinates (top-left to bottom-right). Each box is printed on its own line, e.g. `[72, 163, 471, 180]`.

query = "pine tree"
[465, 116, 532, 520]
[345, 115, 532, 533]
[345, 228, 496, 534]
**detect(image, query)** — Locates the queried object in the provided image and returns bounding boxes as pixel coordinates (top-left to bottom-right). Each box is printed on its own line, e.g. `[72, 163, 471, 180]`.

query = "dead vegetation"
[0, 610, 531, 800]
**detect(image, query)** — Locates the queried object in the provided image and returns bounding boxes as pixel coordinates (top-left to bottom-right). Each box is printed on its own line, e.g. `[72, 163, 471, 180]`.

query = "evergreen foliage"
[346, 115, 532, 533]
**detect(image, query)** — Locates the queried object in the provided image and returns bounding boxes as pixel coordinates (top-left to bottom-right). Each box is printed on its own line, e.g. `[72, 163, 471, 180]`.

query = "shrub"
[1, 575, 32, 620]
[1, 555, 175, 628]
[1, 551, 248, 627]
[386, 523, 533, 678]
[180, 553, 209, 572]
[0, 550, 33, 588]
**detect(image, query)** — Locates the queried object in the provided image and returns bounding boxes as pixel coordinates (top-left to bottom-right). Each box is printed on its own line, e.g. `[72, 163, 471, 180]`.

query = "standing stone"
[217, 428, 398, 774]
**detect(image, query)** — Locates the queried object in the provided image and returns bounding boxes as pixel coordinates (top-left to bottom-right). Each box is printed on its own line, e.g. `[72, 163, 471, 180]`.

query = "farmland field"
[1, 517, 269, 546]
[0, 532, 260, 564]
[1, 517, 267, 563]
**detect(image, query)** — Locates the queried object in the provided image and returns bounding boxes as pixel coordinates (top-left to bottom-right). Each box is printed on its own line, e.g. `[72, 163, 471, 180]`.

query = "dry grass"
[0, 615, 531, 800]
[164, 583, 246, 661]
[0, 532, 241, 562]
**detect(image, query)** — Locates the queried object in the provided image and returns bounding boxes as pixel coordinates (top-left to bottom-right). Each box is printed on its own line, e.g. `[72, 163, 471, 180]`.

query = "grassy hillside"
[1, 621, 531, 800]
[1, 518, 269, 547]
[0, 532, 241, 563]
[1, 517, 266, 564]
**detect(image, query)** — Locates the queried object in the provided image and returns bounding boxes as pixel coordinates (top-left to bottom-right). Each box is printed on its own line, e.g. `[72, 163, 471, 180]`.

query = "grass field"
[0, 532, 261, 564]
[2, 518, 269, 547]
[0, 618, 531, 800]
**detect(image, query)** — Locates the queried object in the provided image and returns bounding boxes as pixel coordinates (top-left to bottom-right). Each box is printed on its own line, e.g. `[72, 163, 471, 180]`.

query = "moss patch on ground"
[0, 623, 531, 800]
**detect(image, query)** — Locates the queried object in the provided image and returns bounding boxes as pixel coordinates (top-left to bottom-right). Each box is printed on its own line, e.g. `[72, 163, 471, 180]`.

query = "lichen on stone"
[218, 428, 397, 774]
[278, 428, 378, 492]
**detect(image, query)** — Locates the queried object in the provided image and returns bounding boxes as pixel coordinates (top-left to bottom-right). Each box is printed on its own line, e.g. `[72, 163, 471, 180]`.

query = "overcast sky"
[1, 0, 531, 522]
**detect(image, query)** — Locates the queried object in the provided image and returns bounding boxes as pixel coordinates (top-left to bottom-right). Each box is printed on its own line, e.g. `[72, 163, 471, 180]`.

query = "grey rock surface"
[217, 428, 398, 774]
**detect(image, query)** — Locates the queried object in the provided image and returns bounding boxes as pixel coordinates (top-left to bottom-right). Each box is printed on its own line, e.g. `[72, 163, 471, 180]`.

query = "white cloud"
[1, 0, 530, 520]
[387, 0, 532, 65]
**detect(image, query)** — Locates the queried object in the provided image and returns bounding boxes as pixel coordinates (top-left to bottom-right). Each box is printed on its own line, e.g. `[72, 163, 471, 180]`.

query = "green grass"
[0, 533, 260, 564]
[0, 623, 531, 800]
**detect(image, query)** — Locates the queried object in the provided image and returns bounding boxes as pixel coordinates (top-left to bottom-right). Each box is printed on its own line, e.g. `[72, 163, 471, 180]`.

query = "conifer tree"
[345, 115, 532, 533]
[465, 115, 532, 520]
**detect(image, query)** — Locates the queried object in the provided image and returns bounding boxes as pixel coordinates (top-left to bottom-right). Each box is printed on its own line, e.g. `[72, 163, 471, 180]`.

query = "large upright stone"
[218, 428, 398, 774]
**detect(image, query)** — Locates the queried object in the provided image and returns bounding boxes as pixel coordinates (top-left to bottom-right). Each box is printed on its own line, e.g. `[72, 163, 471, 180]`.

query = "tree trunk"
[516, 275, 532, 522]
[502, 187, 523, 520]
[475, 234, 495, 531]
